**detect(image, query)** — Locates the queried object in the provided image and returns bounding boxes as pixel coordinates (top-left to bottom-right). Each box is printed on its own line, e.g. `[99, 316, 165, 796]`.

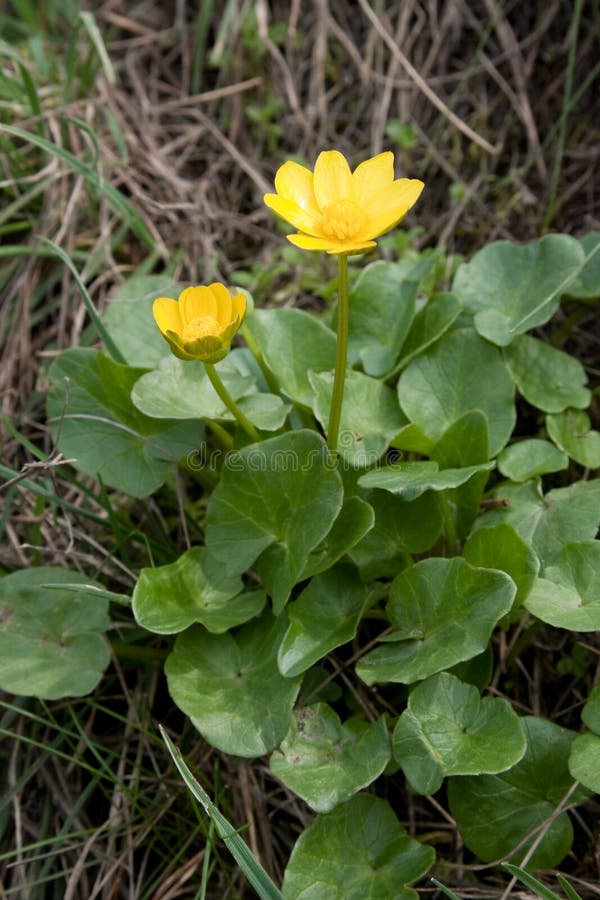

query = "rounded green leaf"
[497, 439, 568, 481]
[568, 732, 600, 793]
[165, 614, 301, 756]
[0, 568, 110, 700]
[47, 348, 203, 498]
[525, 541, 600, 631]
[463, 523, 539, 609]
[566, 231, 600, 299]
[244, 308, 336, 406]
[546, 410, 600, 468]
[392, 292, 461, 373]
[206, 431, 343, 614]
[448, 716, 588, 868]
[271, 704, 390, 812]
[345, 261, 417, 375]
[301, 496, 374, 580]
[310, 370, 407, 467]
[132, 547, 265, 634]
[278, 566, 368, 678]
[581, 684, 600, 735]
[358, 460, 493, 501]
[393, 673, 526, 794]
[503, 334, 591, 413]
[452, 234, 584, 345]
[356, 558, 515, 685]
[399, 328, 515, 456]
[282, 794, 435, 900]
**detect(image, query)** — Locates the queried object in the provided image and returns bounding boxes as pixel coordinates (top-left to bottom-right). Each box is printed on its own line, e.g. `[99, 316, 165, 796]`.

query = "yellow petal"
[274, 160, 319, 213]
[352, 152, 394, 206]
[287, 233, 376, 254]
[179, 285, 217, 322]
[153, 297, 182, 336]
[209, 283, 233, 326]
[359, 178, 425, 240]
[264, 194, 322, 235]
[313, 150, 355, 209]
[231, 292, 247, 322]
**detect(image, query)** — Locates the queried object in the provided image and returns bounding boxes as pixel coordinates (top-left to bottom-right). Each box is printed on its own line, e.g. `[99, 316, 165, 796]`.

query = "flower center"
[182, 315, 222, 341]
[320, 200, 365, 241]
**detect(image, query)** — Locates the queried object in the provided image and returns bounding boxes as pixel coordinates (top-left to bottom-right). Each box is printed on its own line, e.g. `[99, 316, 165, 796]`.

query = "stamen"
[320, 200, 365, 240]
[182, 315, 222, 341]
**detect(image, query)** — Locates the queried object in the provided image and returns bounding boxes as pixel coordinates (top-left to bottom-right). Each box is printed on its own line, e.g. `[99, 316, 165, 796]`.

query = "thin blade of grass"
[79, 11, 116, 85]
[429, 877, 462, 899]
[159, 725, 285, 900]
[555, 874, 583, 900]
[501, 864, 563, 900]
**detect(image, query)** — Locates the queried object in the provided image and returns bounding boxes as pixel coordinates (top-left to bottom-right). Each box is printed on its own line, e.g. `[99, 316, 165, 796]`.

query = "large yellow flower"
[264, 150, 424, 254]
[153, 284, 246, 363]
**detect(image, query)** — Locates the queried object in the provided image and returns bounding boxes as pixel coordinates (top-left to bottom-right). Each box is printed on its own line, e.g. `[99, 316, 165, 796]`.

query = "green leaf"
[277, 566, 368, 678]
[497, 439, 568, 481]
[349, 490, 442, 580]
[101, 272, 182, 367]
[244, 308, 336, 406]
[165, 614, 301, 756]
[47, 348, 202, 498]
[206, 431, 343, 614]
[345, 261, 416, 375]
[281, 794, 435, 900]
[0, 568, 110, 700]
[503, 335, 591, 413]
[301, 496, 374, 580]
[463, 523, 539, 609]
[568, 732, 600, 793]
[132, 547, 265, 634]
[566, 231, 600, 299]
[391, 292, 461, 374]
[271, 704, 390, 812]
[356, 558, 515, 685]
[310, 370, 406, 467]
[399, 328, 515, 456]
[159, 727, 285, 900]
[474, 480, 600, 567]
[358, 460, 493, 501]
[447, 716, 588, 869]
[132, 352, 290, 431]
[393, 673, 526, 794]
[525, 541, 600, 631]
[581, 684, 600, 735]
[546, 410, 600, 468]
[452, 235, 584, 345]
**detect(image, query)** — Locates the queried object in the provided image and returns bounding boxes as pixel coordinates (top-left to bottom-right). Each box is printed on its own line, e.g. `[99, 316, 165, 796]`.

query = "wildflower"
[153, 284, 246, 363]
[264, 150, 424, 254]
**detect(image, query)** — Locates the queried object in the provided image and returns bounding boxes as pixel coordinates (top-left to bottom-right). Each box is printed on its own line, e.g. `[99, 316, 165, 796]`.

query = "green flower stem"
[203, 362, 261, 443]
[327, 253, 349, 455]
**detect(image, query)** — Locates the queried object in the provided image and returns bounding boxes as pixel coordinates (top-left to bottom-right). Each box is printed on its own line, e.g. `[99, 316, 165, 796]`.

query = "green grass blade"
[429, 877, 462, 899]
[79, 11, 116, 85]
[501, 864, 562, 900]
[555, 874, 583, 900]
[159, 725, 285, 900]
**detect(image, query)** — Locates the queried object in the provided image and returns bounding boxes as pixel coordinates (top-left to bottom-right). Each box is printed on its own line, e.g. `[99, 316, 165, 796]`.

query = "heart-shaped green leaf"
[503, 335, 591, 413]
[278, 566, 368, 677]
[132, 547, 265, 634]
[497, 439, 568, 481]
[101, 272, 182, 367]
[566, 231, 600, 299]
[393, 672, 526, 794]
[0, 568, 110, 700]
[47, 349, 202, 498]
[525, 541, 600, 631]
[282, 794, 435, 900]
[358, 460, 493, 501]
[271, 704, 390, 812]
[356, 558, 515, 685]
[392, 292, 461, 374]
[452, 235, 584, 345]
[448, 716, 589, 868]
[398, 328, 515, 456]
[301, 496, 374, 580]
[568, 732, 600, 793]
[206, 431, 343, 613]
[463, 523, 539, 609]
[581, 684, 600, 735]
[546, 410, 600, 468]
[244, 308, 336, 406]
[345, 261, 417, 375]
[310, 370, 407, 467]
[165, 614, 301, 756]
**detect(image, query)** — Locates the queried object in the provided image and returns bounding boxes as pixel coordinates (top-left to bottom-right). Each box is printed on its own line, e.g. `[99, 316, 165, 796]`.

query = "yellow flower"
[264, 150, 424, 254]
[153, 284, 246, 363]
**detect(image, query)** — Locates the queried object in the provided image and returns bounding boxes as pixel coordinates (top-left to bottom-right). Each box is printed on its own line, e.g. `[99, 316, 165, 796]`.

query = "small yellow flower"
[264, 150, 424, 254]
[153, 284, 246, 363]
